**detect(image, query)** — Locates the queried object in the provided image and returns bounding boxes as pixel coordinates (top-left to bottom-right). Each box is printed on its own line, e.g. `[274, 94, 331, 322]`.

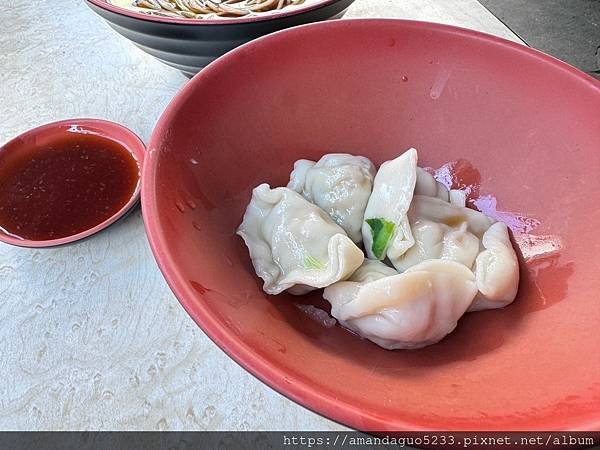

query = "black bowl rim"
[86, 0, 347, 26]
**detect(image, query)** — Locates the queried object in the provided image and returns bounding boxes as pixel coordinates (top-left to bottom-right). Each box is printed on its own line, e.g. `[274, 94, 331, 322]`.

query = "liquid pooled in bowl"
[0, 133, 140, 241]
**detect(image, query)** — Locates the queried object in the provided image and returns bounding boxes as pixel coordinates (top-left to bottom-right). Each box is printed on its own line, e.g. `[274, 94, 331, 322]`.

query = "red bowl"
[142, 19, 600, 431]
[0, 119, 145, 248]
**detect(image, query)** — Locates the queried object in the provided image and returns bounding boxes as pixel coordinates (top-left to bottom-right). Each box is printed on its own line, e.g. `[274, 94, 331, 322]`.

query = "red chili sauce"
[0, 132, 140, 241]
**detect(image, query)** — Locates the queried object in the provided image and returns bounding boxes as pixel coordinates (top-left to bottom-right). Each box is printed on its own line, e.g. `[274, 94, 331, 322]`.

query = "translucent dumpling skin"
[415, 167, 450, 201]
[323, 260, 478, 349]
[409, 195, 495, 237]
[347, 259, 398, 284]
[237, 147, 521, 350]
[287, 154, 376, 243]
[362, 148, 418, 261]
[237, 184, 364, 295]
[392, 195, 493, 271]
[470, 222, 520, 311]
[391, 194, 519, 311]
[415, 167, 467, 206]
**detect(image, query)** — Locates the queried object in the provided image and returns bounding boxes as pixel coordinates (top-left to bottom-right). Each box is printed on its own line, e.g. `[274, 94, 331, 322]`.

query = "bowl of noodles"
[86, 0, 355, 76]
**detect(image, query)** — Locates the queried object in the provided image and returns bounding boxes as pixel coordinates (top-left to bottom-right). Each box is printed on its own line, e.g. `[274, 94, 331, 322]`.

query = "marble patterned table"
[0, 0, 520, 431]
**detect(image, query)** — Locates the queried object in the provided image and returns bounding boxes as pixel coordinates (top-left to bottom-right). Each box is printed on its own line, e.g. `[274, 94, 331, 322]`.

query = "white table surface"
[0, 0, 521, 431]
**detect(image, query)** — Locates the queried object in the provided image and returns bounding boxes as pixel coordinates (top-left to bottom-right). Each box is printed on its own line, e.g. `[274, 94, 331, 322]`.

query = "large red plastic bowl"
[142, 19, 600, 431]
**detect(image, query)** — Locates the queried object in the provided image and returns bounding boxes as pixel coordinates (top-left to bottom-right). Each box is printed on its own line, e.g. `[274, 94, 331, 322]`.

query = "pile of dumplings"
[237, 148, 519, 350]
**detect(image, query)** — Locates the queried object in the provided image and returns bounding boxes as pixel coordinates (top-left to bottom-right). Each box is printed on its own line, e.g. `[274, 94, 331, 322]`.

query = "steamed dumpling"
[448, 189, 467, 207]
[391, 195, 493, 271]
[287, 154, 376, 243]
[392, 195, 519, 311]
[323, 259, 478, 349]
[393, 220, 480, 271]
[410, 195, 494, 237]
[469, 222, 520, 311]
[415, 167, 467, 207]
[362, 148, 418, 261]
[237, 184, 364, 295]
[415, 167, 449, 201]
[347, 259, 398, 284]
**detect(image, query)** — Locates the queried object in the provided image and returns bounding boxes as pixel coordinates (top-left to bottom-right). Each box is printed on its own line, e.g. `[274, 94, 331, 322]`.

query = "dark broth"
[0, 132, 140, 241]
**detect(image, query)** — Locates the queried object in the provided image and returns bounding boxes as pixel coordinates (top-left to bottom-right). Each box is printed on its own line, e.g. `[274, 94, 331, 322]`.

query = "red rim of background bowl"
[86, 0, 343, 25]
[0, 118, 145, 248]
[141, 19, 600, 431]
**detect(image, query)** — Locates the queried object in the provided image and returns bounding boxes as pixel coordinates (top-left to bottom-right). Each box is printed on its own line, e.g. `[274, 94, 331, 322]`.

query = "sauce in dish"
[0, 133, 140, 241]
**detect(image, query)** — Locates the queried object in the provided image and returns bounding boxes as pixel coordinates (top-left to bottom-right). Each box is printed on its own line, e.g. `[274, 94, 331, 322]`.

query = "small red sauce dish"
[0, 118, 145, 248]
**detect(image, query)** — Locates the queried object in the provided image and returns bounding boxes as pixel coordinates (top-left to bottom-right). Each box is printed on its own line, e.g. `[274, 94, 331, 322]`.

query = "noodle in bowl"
[86, 0, 356, 75]
[108, 0, 314, 20]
